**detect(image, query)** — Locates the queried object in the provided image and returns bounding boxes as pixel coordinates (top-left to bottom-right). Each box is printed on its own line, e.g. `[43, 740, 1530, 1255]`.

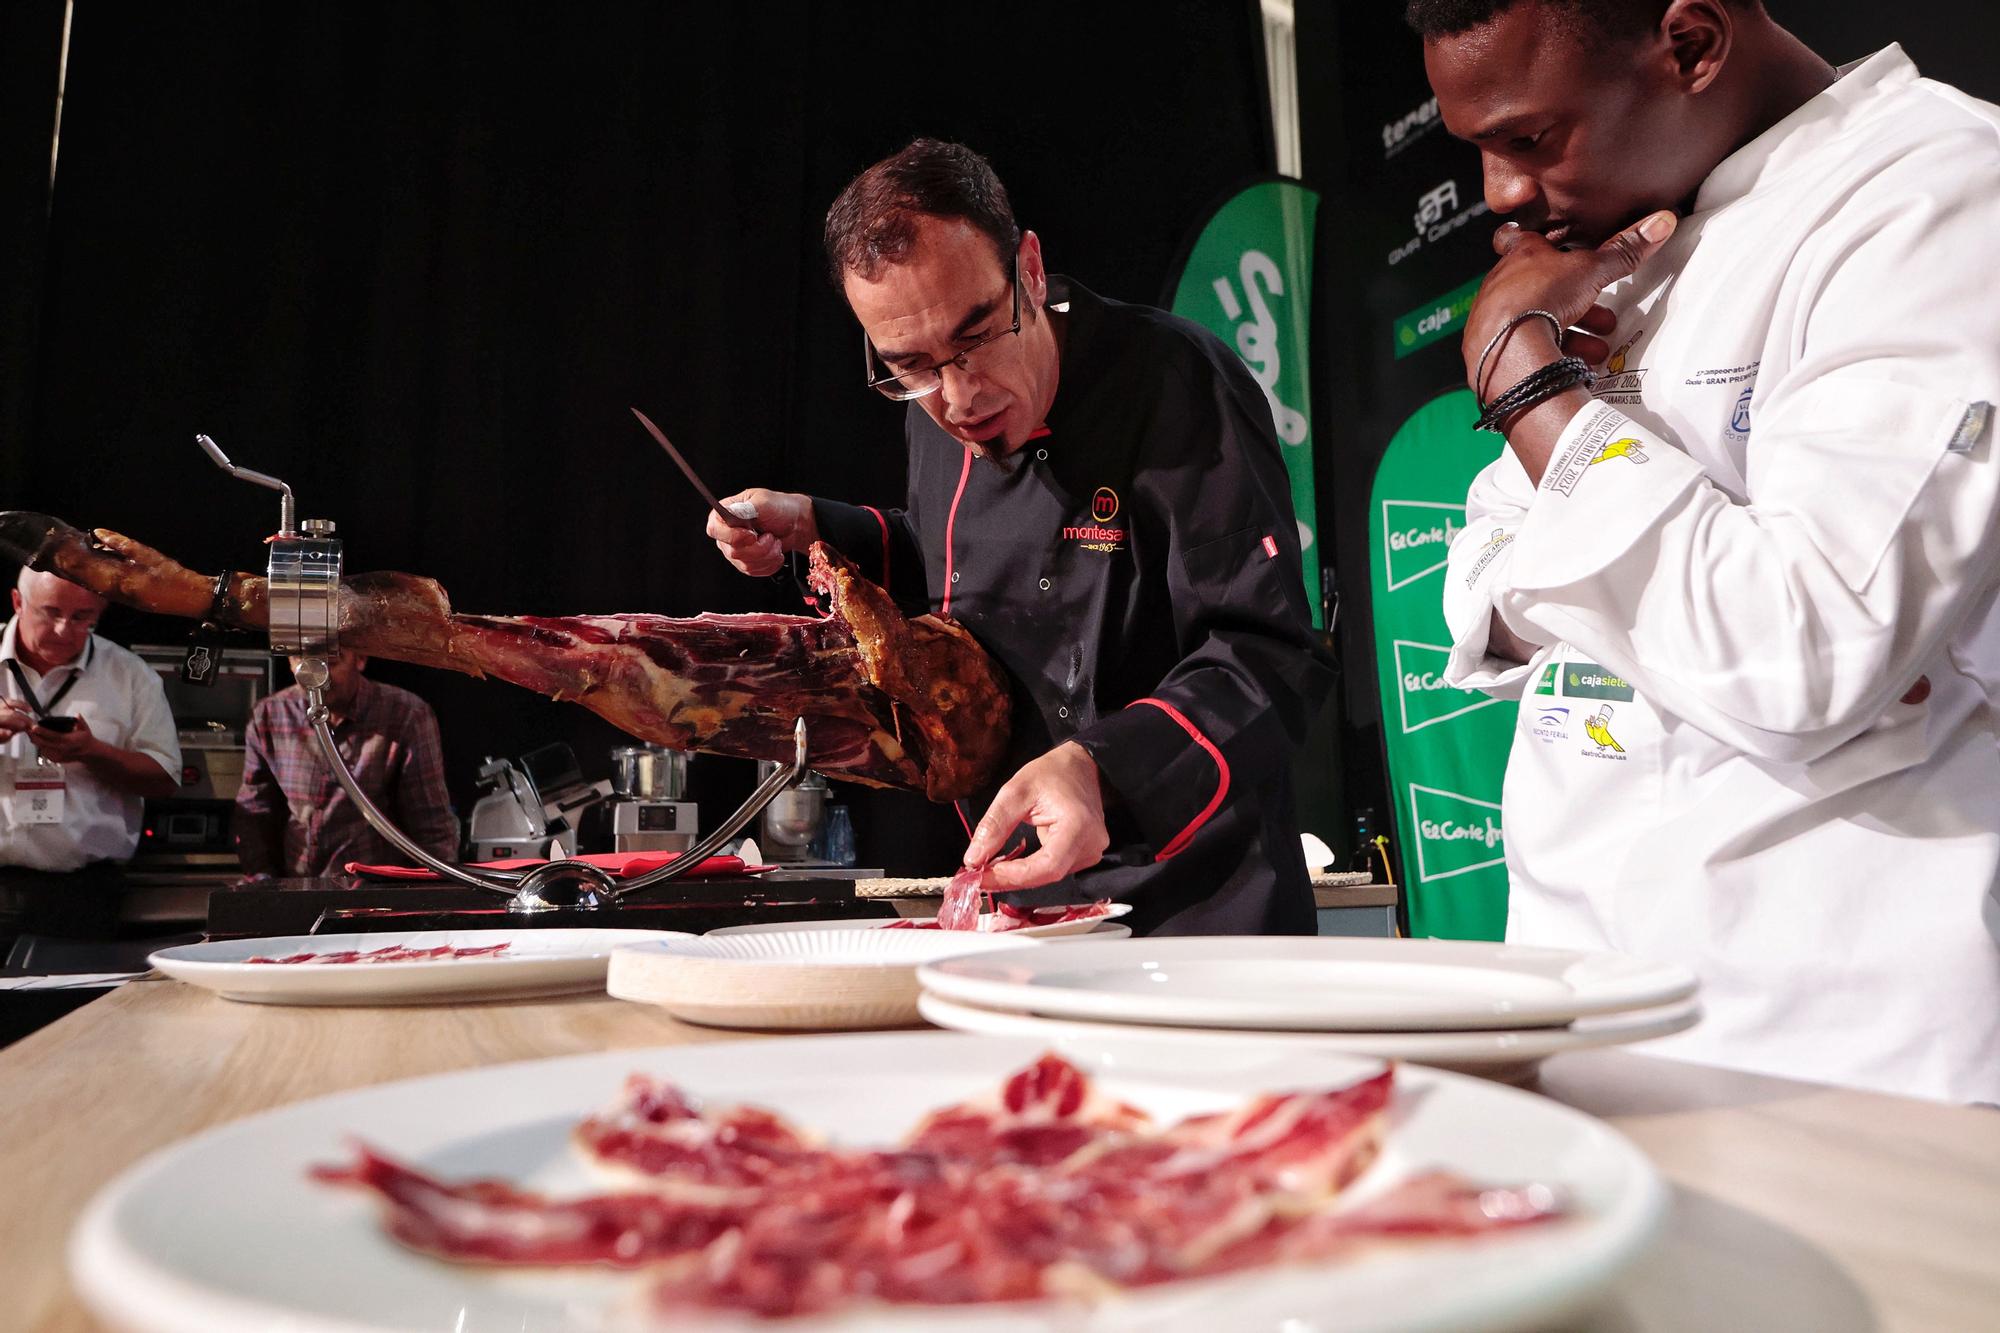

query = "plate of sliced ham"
[71, 1032, 1665, 1332]
[708, 902, 1133, 940]
[150, 929, 692, 1006]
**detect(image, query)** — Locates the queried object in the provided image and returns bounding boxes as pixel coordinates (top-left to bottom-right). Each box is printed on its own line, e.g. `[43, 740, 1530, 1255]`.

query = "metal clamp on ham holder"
[197, 435, 808, 914]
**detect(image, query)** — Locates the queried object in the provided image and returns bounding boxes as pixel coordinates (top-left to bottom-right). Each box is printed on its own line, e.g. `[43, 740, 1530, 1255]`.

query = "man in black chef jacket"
[709, 139, 1333, 935]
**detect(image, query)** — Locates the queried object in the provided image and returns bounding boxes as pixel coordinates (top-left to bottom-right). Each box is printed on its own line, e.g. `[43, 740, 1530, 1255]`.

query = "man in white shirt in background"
[1, 568, 181, 944]
[1412, 0, 2000, 1101]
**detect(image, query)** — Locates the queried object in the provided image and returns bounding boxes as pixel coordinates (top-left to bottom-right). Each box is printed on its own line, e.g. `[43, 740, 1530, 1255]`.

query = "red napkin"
[344, 852, 770, 881]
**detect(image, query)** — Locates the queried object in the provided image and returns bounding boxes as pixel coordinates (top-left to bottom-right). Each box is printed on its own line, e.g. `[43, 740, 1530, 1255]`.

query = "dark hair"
[1406, 0, 1676, 40]
[823, 138, 1020, 287]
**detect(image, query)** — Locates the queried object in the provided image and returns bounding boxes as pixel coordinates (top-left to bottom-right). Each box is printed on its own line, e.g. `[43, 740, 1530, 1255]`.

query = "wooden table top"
[4, 979, 1994, 1331]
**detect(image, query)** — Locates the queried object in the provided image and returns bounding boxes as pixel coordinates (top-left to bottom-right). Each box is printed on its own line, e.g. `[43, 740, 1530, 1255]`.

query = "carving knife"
[629, 406, 757, 531]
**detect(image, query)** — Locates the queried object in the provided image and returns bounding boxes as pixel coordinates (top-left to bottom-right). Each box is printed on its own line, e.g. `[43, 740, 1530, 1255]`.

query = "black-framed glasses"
[862, 254, 1021, 402]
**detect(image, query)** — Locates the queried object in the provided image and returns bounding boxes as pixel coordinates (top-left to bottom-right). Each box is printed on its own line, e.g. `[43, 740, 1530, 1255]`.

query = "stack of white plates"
[917, 936, 1700, 1083]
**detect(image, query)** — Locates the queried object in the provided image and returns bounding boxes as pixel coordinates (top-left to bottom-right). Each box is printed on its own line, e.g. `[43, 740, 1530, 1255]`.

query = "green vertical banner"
[1367, 388, 1515, 939]
[1165, 179, 1323, 625]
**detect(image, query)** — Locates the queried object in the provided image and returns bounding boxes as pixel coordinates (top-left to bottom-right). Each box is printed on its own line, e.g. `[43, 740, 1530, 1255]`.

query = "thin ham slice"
[243, 943, 511, 965]
[934, 862, 990, 931]
[884, 900, 1115, 932]
[308, 1145, 740, 1267]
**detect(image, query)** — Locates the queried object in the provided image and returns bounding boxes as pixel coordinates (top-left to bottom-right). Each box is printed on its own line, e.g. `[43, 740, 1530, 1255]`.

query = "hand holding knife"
[629, 407, 760, 533]
[633, 406, 816, 578]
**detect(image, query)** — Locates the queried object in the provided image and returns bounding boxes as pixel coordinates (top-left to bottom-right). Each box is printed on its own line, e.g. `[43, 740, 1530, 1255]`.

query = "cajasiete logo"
[1063, 486, 1126, 554]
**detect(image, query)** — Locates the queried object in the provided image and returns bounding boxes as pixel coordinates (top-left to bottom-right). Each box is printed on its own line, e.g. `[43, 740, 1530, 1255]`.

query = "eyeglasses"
[862, 254, 1021, 402]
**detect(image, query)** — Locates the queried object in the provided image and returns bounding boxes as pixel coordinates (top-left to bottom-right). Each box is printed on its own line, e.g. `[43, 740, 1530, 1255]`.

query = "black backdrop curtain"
[8, 2, 1275, 874]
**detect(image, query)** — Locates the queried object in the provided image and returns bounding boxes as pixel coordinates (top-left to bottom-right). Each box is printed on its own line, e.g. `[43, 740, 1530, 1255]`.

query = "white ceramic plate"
[708, 903, 1134, 940]
[71, 1031, 1666, 1333]
[150, 930, 691, 1006]
[606, 929, 1041, 1030]
[917, 991, 1702, 1085]
[919, 936, 1699, 1032]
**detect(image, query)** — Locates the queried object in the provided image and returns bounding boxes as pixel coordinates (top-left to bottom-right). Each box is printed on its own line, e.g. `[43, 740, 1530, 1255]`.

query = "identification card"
[12, 764, 66, 825]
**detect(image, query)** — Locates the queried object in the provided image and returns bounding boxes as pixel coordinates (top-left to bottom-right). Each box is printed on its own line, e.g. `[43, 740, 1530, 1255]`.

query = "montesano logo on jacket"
[1380, 499, 1464, 590]
[1407, 784, 1505, 883]
[1062, 486, 1127, 554]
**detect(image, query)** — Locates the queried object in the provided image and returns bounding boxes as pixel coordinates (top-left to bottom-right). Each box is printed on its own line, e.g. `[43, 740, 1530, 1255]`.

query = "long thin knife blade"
[629, 406, 754, 530]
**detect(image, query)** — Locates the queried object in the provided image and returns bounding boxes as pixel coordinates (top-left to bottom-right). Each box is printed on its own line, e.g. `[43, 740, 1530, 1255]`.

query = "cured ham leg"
[0, 511, 1009, 799]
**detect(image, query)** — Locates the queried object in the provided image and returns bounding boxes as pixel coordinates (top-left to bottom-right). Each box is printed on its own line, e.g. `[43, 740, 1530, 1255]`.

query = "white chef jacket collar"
[0, 617, 96, 677]
[1694, 45, 1917, 214]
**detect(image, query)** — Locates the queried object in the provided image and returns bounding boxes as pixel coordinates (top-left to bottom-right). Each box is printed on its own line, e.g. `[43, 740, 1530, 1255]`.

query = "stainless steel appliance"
[132, 646, 272, 869]
[466, 757, 558, 861]
[608, 745, 697, 853]
[520, 742, 613, 852]
[757, 762, 827, 863]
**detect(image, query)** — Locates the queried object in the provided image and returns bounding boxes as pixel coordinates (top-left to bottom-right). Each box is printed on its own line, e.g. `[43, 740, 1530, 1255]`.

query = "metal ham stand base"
[199, 435, 806, 915]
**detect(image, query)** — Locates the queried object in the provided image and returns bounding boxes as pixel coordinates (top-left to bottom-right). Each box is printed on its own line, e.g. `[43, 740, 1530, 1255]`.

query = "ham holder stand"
[198, 434, 808, 914]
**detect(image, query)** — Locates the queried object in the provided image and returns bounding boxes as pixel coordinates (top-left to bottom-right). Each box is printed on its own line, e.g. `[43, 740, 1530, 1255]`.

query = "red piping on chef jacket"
[861, 506, 891, 594]
[941, 452, 974, 617]
[1131, 697, 1229, 859]
[941, 425, 1050, 617]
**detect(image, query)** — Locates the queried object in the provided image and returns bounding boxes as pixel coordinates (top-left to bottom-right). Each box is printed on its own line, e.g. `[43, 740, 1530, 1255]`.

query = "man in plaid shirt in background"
[234, 651, 458, 879]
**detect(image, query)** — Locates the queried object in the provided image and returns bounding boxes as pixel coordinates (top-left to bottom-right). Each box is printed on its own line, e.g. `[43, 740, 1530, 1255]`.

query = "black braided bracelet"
[1474, 357, 1594, 433]
[1474, 357, 1590, 431]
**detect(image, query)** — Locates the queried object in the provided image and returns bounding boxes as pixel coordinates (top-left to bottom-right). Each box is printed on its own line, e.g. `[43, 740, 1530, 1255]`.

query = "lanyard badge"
[5, 657, 78, 825]
[10, 765, 65, 824]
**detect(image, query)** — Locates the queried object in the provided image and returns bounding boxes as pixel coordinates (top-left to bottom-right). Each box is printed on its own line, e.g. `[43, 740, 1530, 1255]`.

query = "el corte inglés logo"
[1392, 641, 1503, 734]
[1380, 500, 1465, 591]
[1408, 784, 1506, 882]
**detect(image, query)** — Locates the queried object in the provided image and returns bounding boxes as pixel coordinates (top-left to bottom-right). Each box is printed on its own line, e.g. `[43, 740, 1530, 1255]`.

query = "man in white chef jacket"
[1411, 0, 2000, 1101]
